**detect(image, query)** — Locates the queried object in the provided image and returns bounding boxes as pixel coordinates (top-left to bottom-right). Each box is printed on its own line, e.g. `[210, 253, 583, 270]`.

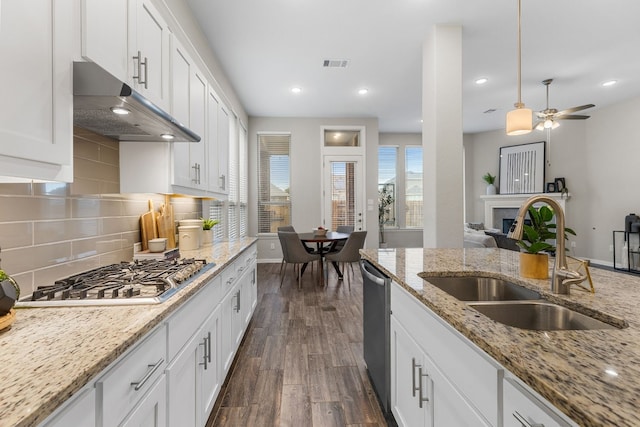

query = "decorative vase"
[519, 252, 549, 279]
[201, 229, 213, 246]
[486, 184, 497, 195]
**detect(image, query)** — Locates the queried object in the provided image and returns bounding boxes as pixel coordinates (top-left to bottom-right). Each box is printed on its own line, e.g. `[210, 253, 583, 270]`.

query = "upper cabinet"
[207, 91, 229, 195]
[82, 0, 170, 111]
[0, 0, 74, 182]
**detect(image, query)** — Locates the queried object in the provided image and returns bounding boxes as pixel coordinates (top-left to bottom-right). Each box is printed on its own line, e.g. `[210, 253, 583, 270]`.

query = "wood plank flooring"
[207, 262, 388, 427]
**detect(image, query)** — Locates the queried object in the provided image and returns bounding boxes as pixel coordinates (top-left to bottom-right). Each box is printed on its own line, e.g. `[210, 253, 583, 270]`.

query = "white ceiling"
[185, 0, 640, 134]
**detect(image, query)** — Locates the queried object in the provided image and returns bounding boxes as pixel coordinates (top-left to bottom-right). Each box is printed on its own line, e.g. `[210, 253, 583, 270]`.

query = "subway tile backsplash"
[0, 128, 202, 297]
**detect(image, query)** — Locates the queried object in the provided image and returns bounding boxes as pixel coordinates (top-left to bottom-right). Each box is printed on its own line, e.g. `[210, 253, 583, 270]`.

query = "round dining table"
[298, 231, 350, 285]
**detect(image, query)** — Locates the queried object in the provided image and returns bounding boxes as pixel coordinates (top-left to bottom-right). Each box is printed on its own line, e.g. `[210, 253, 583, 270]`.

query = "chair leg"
[279, 257, 285, 276]
[297, 263, 302, 290]
[280, 262, 287, 287]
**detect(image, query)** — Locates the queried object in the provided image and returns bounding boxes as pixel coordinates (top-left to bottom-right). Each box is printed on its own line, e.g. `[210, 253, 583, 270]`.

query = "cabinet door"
[43, 387, 95, 427]
[217, 104, 230, 193]
[81, 0, 128, 82]
[503, 378, 575, 427]
[166, 334, 201, 427]
[0, 0, 73, 181]
[200, 307, 222, 421]
[390, 317, 431, 427]
[189, 69, 208, 189]
[170, 38, 193, 188]
[220, 283, 239, 376]
[206, 90, 222, 193]
[131, 0, 170, 110]
[121, 375, 167, 427]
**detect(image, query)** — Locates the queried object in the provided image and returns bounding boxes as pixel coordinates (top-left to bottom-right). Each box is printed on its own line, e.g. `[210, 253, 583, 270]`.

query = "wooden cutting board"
[140, 211, 155, 251]
[157, 207, 176, 249]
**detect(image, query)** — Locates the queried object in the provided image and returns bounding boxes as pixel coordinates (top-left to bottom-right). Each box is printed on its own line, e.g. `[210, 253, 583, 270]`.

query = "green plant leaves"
[518, 205, 575, 254]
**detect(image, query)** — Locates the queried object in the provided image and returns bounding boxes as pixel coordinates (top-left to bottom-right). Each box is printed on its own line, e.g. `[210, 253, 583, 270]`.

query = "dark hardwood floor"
[207, 262, 388, 427]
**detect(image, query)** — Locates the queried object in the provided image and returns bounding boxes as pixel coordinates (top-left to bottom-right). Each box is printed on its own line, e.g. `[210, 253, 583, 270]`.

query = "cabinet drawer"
[391, 282, 501, 426]
[96, 324, 167, 427]
[503, 377, 576, 427]
[220, 261, 239, 297]
[167, 275, 222, 361]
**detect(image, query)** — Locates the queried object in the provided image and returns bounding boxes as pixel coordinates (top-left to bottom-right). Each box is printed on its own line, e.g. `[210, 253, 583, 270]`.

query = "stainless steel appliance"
[16, 258, 214, 307]
[360, 259, 391, 416]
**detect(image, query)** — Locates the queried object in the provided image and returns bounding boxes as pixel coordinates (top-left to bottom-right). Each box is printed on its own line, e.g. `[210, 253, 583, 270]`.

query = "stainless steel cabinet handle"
[235, 289, 241, 312]
[133, 51, 144, 86]
[199, 337, 208, 369]
[219, 174, 226, 190]
[141, 56, 148, 89]
[130, 358, 164, 391]
[411, 358, 420, 397]
[513, 411, 544, 427]
[418, 367, 429, 408]
[206, 331, 212, 364]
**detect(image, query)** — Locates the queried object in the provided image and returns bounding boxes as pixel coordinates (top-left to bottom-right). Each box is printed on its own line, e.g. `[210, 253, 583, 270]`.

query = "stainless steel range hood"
[73, 62, 200, 142]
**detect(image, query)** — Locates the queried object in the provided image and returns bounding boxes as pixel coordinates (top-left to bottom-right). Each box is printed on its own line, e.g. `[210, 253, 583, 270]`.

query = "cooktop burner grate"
[16, 258, 215, 307]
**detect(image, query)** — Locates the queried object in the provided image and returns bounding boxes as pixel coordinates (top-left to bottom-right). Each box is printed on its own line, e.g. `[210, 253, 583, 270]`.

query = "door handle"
[418, 366, 430, 408]
[513, 412, 545, 427]
[411, 358, 420, 397]
[131, 358, 164, 391]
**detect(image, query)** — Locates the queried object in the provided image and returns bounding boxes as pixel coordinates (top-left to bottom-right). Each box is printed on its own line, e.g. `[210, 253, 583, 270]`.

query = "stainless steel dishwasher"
[360, 259, 391, 416]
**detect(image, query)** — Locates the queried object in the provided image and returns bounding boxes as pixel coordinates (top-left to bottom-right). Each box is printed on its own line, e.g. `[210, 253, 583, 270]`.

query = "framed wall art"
[499, 141, 545, 194]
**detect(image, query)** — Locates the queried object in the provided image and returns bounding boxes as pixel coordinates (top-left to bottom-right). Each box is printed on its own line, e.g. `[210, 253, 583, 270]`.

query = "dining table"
[298, 231, 350, 285]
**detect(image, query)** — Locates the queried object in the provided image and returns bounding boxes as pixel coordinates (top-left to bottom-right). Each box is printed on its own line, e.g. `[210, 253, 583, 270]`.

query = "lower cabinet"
[42, 387, 95, 427]
[391, 317, 490, 427]
[503, 377, 576, 427]
[120, 375, 167, 427]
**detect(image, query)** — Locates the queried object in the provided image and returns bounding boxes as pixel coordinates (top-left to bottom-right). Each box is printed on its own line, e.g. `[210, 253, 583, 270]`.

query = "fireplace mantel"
[481, 193, 569, 231]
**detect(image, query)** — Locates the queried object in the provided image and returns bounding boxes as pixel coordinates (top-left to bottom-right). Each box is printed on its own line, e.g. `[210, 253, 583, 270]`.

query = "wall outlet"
[270, 243, 275, 250]
[571, 241, 576, 248]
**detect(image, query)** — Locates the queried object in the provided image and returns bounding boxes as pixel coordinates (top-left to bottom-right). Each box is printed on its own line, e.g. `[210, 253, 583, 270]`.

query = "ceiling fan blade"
[555, 114, 591, 120]
[535, 112, 547, 118]
[556, 104, 595, 116]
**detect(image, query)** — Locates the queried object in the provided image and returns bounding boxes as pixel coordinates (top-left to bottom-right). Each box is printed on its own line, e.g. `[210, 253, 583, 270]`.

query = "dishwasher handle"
[360, 260, 389, 287]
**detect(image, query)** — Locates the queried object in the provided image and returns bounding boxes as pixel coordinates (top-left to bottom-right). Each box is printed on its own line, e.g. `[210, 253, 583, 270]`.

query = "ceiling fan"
[535, 79, 595, 131]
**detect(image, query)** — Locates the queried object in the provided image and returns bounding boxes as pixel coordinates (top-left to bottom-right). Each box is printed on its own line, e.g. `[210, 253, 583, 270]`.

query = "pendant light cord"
[516, 0, 523, 107]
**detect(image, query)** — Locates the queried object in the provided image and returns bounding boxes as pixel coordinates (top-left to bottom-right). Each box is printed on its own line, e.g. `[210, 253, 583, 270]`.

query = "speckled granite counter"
[0, 237, 256, 427]
[360, 248, 640, 427]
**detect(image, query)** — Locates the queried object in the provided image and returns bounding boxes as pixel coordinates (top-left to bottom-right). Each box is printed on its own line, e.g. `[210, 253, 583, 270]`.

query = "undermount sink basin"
[423, 276, 541, 301]
[468, 301, 618, 331]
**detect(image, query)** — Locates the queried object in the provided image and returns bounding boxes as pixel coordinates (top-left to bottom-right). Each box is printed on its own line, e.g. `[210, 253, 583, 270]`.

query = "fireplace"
[480, 193, 567, 233]
[502, 218, 532, 234]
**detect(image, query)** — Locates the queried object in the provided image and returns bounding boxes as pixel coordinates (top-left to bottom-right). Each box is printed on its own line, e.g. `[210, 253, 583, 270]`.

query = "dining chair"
[324, 230, 367, 289]
[278, 231, 321, 289]
[329, 225, 354, 277]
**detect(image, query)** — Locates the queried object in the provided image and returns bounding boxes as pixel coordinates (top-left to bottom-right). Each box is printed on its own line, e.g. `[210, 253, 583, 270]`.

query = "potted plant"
[482, 172, 497, 195]
[201, 218, 219, 246]
[378, 185, 395, 247]
[516, 205, 576, 279]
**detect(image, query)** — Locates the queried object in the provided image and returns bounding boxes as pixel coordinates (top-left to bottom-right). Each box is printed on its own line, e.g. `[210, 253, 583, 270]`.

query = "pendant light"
[506, 0, 532, 135]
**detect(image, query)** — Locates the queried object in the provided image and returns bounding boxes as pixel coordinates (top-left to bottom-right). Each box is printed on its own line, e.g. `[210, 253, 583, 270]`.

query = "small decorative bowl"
[313, 228, 328, 237]
[148, 238, 167, 253]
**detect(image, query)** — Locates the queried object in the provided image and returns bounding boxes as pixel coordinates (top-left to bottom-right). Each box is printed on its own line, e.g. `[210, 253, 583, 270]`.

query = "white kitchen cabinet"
[503, 377, 577, 427]
[82, 0, 169, 111]
[129, 0, 170, 110]
[199, 307, 222, 422]
[96, 324, 167, 427]
[0, 0, 73, 182]
[220, 281, 242, 376]
[171, 36, 208, 191]
[120, 375, 167, 427]
[42, 387, 95, 427]
[206, 92, 230, 195]
[390, 282, 499, 426]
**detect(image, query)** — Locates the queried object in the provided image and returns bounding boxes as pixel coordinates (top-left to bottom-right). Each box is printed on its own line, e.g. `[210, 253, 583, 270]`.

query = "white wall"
[464, 96, 640, 265]
[248, 117, 379, 261]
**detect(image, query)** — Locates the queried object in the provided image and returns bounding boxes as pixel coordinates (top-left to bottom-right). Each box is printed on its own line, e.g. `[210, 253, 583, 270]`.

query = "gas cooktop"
[16, 258, 215, 307]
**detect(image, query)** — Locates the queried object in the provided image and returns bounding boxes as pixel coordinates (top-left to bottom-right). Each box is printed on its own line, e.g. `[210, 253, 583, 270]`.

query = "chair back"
[279, 231, 318, 263]
[336, 225, 354, 234]
[327, 231, 367, 263]
[277, 225, 295, 232]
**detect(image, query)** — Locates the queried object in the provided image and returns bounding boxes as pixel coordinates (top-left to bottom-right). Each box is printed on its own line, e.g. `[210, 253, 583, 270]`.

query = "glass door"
[322, 155, 365, 231]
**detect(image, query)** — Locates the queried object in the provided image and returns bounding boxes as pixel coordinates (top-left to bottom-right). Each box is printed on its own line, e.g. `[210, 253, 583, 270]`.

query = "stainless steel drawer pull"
[418, 366, 429, 408]
[131, 358, 164, 391]
[513, 411, 544, 427]
[206, 331, 212, 364]
[411, 358, 420, 397]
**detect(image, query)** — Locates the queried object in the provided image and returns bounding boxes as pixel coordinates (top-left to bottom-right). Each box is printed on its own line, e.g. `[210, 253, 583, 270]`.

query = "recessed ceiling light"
[110, 107, 130, 115]
[358, 88, 369, 95]
[602, 80, 618, 87]
[161, 134, 175, 140]
[291, 87, 302, 94]
[475, 77, 488, 85]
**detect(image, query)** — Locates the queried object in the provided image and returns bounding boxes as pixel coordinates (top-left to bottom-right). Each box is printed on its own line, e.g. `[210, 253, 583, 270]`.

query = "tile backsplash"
[0, 128, 202, 297]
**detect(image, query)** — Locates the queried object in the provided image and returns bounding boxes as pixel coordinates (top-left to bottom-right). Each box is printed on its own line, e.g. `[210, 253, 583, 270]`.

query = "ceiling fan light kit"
[506, 0, 532, 136]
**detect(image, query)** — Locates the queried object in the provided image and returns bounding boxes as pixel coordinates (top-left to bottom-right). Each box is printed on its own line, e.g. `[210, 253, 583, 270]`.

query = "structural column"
[422, 24, 464, 248]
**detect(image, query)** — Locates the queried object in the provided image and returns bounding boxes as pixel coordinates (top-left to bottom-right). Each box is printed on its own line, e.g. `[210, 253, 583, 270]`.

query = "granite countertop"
[0, 237, 256, 427]
[360, 247, 640, 427]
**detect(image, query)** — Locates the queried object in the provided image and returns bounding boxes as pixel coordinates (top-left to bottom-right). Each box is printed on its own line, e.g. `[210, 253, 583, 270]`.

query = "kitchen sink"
[422, 276, 541, 301]
[467, 301, 618, 331]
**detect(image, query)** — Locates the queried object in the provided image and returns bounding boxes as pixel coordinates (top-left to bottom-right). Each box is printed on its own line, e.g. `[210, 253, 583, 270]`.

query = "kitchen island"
[360, 247, 640, 427]
[0, 237, 256, 427]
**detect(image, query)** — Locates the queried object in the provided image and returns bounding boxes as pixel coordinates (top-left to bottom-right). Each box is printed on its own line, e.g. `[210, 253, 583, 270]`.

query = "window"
[227, 112, 238, 239]
[208, 201, 225, 241]
[258, 134, 291, 233]
[405, 146, 423, 228]
[239, 123, 248, 237]
[378, 146, 397, 227]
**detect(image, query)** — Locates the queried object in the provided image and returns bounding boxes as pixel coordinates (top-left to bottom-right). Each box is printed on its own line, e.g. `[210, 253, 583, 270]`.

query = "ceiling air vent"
[323, 59, 349, 68]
